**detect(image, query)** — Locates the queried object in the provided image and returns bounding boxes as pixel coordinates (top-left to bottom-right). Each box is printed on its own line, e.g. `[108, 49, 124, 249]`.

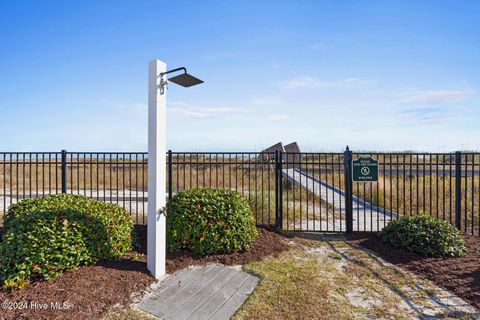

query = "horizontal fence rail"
[0, 150, 479, 236]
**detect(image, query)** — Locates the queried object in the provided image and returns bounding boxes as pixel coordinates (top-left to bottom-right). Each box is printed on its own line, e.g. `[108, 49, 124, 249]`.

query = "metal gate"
[277, 148, 479, 235]
[277, 151, 348, 232]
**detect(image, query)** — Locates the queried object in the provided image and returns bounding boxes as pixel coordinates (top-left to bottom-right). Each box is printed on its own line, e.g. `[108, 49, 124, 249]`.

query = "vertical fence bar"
[455, 151, 462, 229]
[344, 146, 353, 233]
[278, 151, 283, 230]
[349, 150, 354, 233]
[2, 153, 5, 220]
[464, 154, 468, 233]
[274, 150, 280, 230]
[344, 150, 349, 232]
[61, 149, 67, 194]
[471, 153, 475, 235]
[168, 150, 173, 201]
[269, 154, 273, 226]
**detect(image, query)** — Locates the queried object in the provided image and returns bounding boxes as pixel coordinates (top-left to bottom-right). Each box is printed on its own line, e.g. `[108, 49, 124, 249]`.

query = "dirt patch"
[350, 232, 480, 311]
[166, 228, 289, 274]
[0, 227, 288, 320]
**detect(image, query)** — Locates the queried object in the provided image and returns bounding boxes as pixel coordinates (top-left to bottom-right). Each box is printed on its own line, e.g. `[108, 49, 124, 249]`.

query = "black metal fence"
[0, 151, 149, 223]
[0, 149, 479, 236]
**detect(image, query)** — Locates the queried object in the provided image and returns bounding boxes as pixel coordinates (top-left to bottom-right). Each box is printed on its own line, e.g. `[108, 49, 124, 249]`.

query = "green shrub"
[379, 214, 466, 257]
[0, 194, 133, 288]
[167, 188, 258, 255]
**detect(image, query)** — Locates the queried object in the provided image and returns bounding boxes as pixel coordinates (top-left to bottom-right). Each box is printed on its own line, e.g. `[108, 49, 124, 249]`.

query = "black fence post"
[278, 150, 283, 230]
[168, 150, 173, 201]
[61, 149, 67, 194]
[274, 150, 280, 230]
[455, 151, 462, 230]
[344, 146, 353, 233]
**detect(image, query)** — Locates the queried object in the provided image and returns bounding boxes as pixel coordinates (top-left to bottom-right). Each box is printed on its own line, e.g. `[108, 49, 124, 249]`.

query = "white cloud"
[399, 89, 474, 104]
[395, 103, 473, 126]
[265, 114, 288, 121]
[168, 101, 250, 119]
[396, 106, 449, 125]
[169, 108, 211, 118]
[204, 107, 250, 113]
[278, 76, 375, 90]
[251, 96, 281, 106]
[111, 101, 252, 119]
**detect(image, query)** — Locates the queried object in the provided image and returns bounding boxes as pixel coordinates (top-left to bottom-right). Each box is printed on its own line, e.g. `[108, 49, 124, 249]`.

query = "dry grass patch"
[233, 246, 354, 320]
[234, 234, 478, 320]
[101, 232, 477, 320]
[102, 308, 157, 320]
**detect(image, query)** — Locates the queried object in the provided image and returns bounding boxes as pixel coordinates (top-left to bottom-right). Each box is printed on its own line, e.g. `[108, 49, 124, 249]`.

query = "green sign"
[352, 155, 378, 182]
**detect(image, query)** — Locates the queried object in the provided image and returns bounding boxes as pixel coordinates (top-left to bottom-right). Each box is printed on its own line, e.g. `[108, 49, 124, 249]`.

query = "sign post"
[352, 155, 378, 182]
[147, 60, 167, 279]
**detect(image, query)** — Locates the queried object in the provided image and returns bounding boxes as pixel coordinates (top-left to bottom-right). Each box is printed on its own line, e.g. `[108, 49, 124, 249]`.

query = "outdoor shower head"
[161, 67, 204, 87]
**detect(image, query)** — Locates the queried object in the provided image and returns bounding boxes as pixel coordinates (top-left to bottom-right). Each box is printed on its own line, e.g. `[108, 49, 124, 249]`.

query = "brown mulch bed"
[349, 233, 480, 310]
[166, 228, 289, 273]
[0, 227, 288, 320]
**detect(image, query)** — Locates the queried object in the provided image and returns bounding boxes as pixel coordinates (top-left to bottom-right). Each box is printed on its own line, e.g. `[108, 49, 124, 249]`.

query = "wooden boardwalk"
[138, 264, 258, 320]
[282, 168, 396, 231]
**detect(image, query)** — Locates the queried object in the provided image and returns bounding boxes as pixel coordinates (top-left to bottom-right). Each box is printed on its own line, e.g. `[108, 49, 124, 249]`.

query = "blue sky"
[0, 1, 479, 152]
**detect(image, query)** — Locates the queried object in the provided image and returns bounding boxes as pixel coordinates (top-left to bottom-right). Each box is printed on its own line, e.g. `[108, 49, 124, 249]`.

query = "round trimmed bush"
[0, 194, 133, 289]
[379, 214, 466, 257]
[166, 188, 258, 255]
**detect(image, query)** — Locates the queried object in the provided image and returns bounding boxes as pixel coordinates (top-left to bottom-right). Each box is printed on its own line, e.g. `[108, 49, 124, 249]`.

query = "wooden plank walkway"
[137, 264, 258, 320]
[282, 168, 397, 231]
